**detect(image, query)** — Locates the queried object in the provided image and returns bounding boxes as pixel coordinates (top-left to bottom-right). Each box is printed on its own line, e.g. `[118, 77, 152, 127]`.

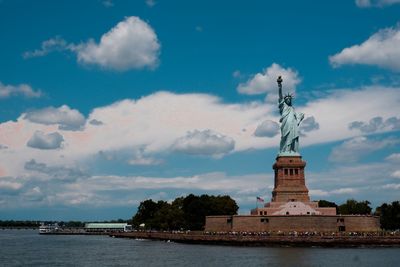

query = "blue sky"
[0, 0, 400, 220]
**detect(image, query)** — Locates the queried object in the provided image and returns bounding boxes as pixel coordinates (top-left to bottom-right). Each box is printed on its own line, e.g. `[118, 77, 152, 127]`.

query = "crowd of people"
[203, 230, 400, 237]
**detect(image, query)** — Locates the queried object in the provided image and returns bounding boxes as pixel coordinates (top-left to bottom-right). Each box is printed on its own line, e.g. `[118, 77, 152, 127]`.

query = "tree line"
[0, 219, 128, 228]
[131, 194, 238, 231]
[318, 199, 372, 215]
[318, 199, 400, 230]
[0, 220, 40, 228]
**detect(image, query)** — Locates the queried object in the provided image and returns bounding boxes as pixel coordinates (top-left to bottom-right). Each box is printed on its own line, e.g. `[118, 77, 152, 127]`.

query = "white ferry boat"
[39, 223, 59, 234]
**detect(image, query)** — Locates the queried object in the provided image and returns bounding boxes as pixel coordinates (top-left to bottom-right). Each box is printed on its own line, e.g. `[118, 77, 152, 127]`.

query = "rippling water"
[0, 229, 399, 267]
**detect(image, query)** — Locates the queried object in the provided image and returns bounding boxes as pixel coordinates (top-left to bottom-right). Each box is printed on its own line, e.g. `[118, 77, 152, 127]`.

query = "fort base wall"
[205, 215, 380, 233]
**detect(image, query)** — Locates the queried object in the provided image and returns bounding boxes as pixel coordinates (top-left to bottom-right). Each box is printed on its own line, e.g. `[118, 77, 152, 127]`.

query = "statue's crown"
[284, 93, 294, 99]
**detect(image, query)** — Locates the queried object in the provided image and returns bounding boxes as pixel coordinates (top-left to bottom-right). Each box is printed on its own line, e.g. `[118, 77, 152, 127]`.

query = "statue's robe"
[279, 99, 303, 153]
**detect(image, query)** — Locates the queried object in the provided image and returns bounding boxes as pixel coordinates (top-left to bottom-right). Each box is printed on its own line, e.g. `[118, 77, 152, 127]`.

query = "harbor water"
[0, 229, 399, 267]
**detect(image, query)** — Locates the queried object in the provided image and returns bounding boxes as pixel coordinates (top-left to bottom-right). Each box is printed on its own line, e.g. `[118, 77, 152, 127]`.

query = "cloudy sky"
[1, 0, 400, 220]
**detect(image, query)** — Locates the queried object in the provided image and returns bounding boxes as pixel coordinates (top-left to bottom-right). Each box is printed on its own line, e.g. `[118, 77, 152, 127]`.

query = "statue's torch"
[277, 76, 283, 85]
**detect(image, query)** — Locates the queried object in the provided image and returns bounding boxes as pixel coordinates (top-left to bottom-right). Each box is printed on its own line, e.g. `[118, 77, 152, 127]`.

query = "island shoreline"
[109, 232, 400, 247]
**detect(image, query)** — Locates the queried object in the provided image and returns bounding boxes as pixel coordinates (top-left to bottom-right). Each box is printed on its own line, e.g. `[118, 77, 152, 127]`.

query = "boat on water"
[39, 223, 59, 234]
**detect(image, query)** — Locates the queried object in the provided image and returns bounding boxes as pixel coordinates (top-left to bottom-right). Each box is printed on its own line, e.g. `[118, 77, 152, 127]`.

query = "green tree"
[376, 201, 400, 230]
[182, 194, 238, 230]
[64, 221, 85, 228]
[318, 200, 337, 208]
[152, 201, 184, 230]
[182, 194, 208, 230]
[338, 199, 372, 215]
[0, 220, 40, 228]
[132, 194, 238, 231]
[132, 199, 162, 229]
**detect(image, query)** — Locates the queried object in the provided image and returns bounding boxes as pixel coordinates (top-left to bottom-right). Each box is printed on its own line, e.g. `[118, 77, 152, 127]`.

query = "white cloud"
[77, 91, 270, 156]
[308, 162, 390, 189]
[331, 187, 357, 194]
[1, 86, 400, 184]
[23, 186, 44, 202]
[309, 187, 357, 198]
[172, 129, 235, 156]
[306, 159, 400, 206]
[3, 156, 398, 210]
[237, 63, 301, 102]
[329, 136, 399, 163]
[391, 170, 400, 178]
[349, 116, 400, 133]
[0, 81, 42, 98]
[145, 0, 156, 7]
[24, 17, 160, 71]
[299, 86, 400, 146]
[0, 91, 270, 178]
[0, 178, 23, 191]
[27, 131, 64, 150]
[308, 189, 329, 197]
[89, 119, 103, 126]
[76, 16, 160, 70]
[386, 153, 400, 162]
[1, 149, 400, 210]
[330, 25, 400, 71]
[254, 120, 279, 137]
[102, 0, 114, 7]
[382, 183, 400, 189]
[232, 70, 242, 78]
[22, 36, 71, 59]
[356, 0, 371, 7]
[24, 105, 85, 131]
[300, 116, 320, 132]
[127, 157, 163, 166]
[82, 172, 270, 209]
[355, 0, 400, 7]
[127, 150, 163, 166]
[0, 171, 271, 209]
[24, 159, 86, 182]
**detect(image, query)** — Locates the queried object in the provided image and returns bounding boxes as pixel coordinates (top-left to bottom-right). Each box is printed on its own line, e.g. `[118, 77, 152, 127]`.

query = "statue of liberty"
[277, 76, 304, 155]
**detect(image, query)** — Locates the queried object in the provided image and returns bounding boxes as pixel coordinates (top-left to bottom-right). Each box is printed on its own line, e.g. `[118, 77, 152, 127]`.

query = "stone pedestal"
[272, 156, 310, 202]
[250, 155, 336, 216]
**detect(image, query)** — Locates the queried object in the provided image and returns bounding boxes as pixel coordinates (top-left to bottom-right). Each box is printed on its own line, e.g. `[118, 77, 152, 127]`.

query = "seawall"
[110, 231, 400, 247]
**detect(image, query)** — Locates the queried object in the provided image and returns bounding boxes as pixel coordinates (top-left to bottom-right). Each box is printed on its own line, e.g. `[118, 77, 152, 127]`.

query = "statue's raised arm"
[277, 76, 283, 101]
[277, 76, 303, 156]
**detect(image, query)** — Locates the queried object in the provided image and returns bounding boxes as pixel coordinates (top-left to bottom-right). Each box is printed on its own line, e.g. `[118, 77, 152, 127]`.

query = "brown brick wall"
[315, 207, 337, 215]
[232, 216, 270, 232]
[205, 215, 380, 232]
[205, 216, 233, 232]
[340, 216, 381, 232]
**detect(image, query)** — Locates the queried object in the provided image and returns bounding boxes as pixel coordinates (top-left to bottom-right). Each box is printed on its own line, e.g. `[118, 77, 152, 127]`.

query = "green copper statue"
[277, 76, 304, 156]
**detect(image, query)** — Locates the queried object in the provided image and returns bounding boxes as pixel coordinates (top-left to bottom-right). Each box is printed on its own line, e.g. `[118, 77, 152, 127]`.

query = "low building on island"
[205, 76, 380, 233]
[85, 223, 132, 233]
